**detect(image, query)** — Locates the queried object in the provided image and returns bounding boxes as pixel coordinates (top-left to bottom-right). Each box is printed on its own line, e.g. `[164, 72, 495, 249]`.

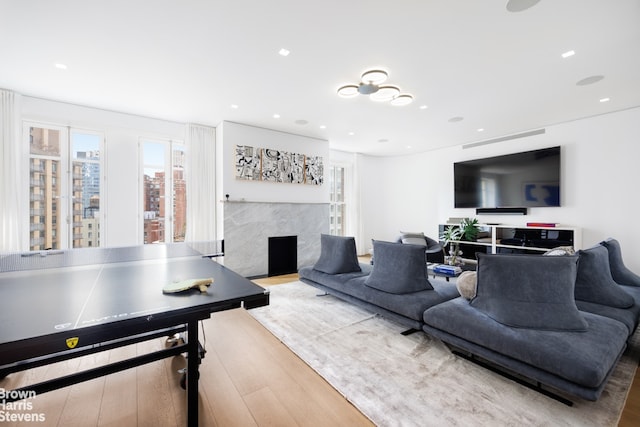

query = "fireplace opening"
[268, 235, 297, 277]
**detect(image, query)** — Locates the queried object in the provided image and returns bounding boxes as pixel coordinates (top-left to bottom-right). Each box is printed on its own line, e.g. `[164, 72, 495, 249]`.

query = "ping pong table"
[0, 242, 269, 426]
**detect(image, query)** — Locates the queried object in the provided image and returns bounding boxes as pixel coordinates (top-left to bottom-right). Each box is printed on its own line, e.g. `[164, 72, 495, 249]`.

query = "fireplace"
[223, 201, 328, 277]
[268, 236, 297, 277]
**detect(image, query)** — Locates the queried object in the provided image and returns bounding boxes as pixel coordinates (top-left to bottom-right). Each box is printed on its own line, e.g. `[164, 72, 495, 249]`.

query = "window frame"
[328, 164, 346, 236]
[70, 128, 106, 248]
[139, 138, 186, 244]
[24, 122, 105, 250]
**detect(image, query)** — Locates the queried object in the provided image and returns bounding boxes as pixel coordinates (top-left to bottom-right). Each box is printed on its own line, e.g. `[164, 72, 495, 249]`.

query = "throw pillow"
[313, 234, 362, 274]
[456, 271, 477, 300]
[600, 238, 640, 287]
[575, 245, 635, 308]
[543, 246, 576, 256]
[470, 253, 587, 331]
[365, 240, 433, 294]
[399, 231, 427, 247]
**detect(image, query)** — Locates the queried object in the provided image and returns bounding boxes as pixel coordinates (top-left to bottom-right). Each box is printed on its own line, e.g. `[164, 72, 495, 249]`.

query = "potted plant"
[460, 217, 480, 241]
[439, 218, 480, 266]
[440, 225, 462, 266]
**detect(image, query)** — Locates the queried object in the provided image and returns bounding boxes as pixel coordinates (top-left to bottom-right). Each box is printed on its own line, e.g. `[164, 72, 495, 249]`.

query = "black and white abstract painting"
[235, 144, 323, 185]
[235, 145, 261, 180]
[290, 153, 305, 184]
[305, 155, 324, 185]
[262, 149, 287, 182]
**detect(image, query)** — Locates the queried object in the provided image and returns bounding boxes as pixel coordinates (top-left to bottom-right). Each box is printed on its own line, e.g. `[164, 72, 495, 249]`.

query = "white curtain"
[0, 89, 23, 251]
[184, 123, 217, 243]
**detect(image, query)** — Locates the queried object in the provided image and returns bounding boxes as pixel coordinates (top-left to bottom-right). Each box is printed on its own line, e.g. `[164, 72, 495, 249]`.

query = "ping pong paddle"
[162, 278, 213, 294]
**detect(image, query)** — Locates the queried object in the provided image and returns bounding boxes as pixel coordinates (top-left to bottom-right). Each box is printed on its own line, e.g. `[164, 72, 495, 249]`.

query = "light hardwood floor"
[0, 306, 372, 427]
[2, 274, 638, 426]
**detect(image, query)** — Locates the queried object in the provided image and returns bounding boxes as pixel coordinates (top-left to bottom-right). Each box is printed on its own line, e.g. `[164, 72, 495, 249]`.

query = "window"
[72, 130, 102, 248]
[28, 126, 63, 250]
[141, 139, 186, 244]
[329, 165, 345, 236]
[27, 124, 104, 250]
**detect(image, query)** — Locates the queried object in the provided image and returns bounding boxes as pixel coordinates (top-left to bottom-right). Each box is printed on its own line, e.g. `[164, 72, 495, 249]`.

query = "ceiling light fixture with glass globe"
[337, 69, 414, 106]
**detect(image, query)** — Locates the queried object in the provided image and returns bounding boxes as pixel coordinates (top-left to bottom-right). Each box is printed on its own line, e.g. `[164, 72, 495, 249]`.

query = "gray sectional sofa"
[299, 235, 459, 331]
[422, 252, 630, 402]
[299, 234, 640, 402]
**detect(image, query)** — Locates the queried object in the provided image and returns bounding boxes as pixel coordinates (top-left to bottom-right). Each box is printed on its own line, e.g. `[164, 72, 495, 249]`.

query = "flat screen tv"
[454, 146, 561, 208]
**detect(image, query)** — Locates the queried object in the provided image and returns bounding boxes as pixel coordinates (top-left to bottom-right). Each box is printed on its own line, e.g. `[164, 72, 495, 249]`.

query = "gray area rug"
[249, 281, 640, 427]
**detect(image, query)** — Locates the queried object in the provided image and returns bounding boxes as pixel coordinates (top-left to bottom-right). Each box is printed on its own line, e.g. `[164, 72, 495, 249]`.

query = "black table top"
[0, 243, 266, 351]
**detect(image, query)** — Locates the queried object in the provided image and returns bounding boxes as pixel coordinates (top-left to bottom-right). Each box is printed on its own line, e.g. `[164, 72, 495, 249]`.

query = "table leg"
[186, 320, 200, 427]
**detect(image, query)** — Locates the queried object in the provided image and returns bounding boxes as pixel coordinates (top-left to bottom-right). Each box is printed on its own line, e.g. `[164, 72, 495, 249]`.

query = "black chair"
[395, 232, 444, 264]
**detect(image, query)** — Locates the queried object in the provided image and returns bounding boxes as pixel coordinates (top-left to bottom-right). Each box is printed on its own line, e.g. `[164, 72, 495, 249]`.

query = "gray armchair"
[395, 232, 444, 264]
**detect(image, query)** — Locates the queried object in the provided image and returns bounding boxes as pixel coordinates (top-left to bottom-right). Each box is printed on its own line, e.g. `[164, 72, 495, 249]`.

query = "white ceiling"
[1, 0, 639, 156]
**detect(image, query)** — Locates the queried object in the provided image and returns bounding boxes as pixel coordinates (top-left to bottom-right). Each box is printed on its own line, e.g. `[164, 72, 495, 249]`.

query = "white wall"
[359, 107, 640, 272]
[21, 96, 186, 247]
[217, 121, 330, 204]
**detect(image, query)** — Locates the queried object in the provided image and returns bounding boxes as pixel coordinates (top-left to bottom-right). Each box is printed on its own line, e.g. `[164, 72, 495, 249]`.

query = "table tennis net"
[0, 241, 224, 272]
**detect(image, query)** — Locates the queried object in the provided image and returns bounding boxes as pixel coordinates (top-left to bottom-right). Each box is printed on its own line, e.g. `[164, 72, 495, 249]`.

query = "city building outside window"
[26, 124, 104, 250]
[72, 130, 102, 248]
[141, 139, 186, 244]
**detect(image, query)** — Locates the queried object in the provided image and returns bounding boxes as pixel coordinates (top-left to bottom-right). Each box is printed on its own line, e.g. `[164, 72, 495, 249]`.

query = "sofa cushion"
[350, 275, 455, 321]
[424, 298, 628, 389]
[313, 234, 362, 274]
[299, 264, 371, 290]
[601, 238, 640, 287]
[365, 240, 433, 294]
[470, 253, 587, 331]
[575, 287, 640, 336]
[575, 245, 634, 308]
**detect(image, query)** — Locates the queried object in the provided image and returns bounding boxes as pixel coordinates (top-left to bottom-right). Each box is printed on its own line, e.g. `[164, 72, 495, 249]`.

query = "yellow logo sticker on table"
[66, 337, 79, 349]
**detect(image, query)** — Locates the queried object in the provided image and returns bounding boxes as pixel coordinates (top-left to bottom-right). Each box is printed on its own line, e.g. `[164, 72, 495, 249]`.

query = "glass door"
[26, 123, 104, 250]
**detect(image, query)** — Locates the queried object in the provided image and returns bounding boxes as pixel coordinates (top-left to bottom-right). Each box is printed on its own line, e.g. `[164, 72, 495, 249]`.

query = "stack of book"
[433, 264, 463, 276]
[526, 222, 560, 227]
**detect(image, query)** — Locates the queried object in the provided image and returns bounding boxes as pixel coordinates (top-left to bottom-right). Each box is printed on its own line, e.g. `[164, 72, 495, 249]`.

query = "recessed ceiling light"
[230, 104, 239, 109]
[599, 97, 610, 103]
[348, 132, 355, 136]
[419, 105, 428, 110]
[278, 48, 290, 57]
[273, 113, 281, 119]
[561, 50, 575, 58]
[54, 63, 67, 70]
[319, 125, 326, 129]
[406, 145, 412, 149]
[477, 128, 485, 132]
[576, 75, 604, 86]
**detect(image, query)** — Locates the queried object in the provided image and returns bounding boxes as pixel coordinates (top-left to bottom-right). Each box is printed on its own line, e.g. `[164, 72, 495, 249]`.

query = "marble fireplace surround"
[223, 201, 329, 278]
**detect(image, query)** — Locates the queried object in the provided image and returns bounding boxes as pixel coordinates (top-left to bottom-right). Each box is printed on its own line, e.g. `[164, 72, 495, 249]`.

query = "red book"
[526, 222, 559, 227]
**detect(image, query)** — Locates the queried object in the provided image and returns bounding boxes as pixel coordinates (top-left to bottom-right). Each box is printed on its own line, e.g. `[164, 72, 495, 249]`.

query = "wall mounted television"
[454, 146, 561, 208]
